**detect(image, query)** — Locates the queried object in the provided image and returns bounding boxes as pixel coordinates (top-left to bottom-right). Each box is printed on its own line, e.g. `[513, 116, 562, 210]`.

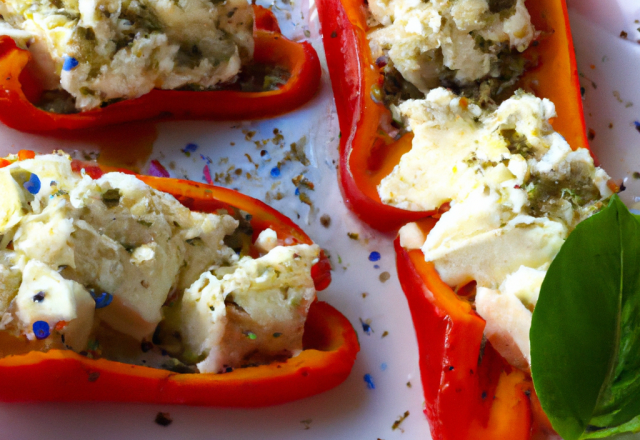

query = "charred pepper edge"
[0, 6, 321, 132]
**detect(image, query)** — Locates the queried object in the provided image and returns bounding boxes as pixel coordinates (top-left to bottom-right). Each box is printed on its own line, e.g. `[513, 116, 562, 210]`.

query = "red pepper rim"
[0, 301, 359, 407]
[318, 0, 590, 232]
[0, 7, 321, 132]
[394, 236, 534, 439]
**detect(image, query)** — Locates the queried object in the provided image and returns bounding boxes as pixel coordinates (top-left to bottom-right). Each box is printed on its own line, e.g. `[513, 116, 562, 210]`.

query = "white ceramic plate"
[0, 1, 639, 438]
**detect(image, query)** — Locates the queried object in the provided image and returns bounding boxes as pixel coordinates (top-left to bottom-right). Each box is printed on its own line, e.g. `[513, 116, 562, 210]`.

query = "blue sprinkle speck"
[374, 264, 380, 269]
[364, 374, 375, 390]
[91, 291, 113, 309]
[183, 143, 198, 153]
[368, 251, 381, 262]
[270, 167, 281, 178]
[361, 319, 371, 335]
[294, 187, 300, 196]
[23, 173, 41, 195]
[33, 321, 50, 340]
[380, 363, 387, 371]
[634, 121, 640, 132]
[62, 55, 79, 71]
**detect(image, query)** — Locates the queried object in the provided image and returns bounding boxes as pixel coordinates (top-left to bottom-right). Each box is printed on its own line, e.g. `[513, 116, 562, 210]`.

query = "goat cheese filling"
[367, 0, 536, 96]
[0, 0, 254, 111]
[0, 154, 319, 374]
[387, 88, 613, 370]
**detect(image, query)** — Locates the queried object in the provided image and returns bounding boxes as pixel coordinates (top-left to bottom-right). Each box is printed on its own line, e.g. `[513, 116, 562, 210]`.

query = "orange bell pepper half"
[0, 157, 359, 406]
[317, 0, 588, 232]
[0, 6, 321, 133]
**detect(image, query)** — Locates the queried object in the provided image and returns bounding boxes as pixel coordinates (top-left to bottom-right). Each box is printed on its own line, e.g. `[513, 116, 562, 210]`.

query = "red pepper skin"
[0, 301, 357, 406]
[317, 0, 589, 232]
[0, 8, 321, 133]
[0, 162, 359, 406]
[395, 235, 533, 439]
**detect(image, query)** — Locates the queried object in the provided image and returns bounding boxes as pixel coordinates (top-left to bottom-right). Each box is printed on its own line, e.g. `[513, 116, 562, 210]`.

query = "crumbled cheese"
[180, 243, 319, 373]
[0, 154, 320, 373]
[398, 222, 425, 250]
[368, 0, 536, 92]
[384, 89, 613, 367]
[475, 284, 532, 371]
[15, 259, 94, 351]
[255, 228, 279, 253]
[0, 0, 254, 111]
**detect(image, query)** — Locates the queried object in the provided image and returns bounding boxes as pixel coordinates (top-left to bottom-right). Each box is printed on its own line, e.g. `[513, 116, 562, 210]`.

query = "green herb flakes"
[391, 411, 410, 431]
[101, 188, 121, 209]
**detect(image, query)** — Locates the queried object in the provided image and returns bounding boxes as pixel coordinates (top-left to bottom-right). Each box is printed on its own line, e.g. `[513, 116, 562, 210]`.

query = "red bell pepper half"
[317, 0, 589, 232]
[394, 219, 558, 440]
[0, 6, 321, 133]
[0, 157, 359, 406]
[395, 237, 529, 439]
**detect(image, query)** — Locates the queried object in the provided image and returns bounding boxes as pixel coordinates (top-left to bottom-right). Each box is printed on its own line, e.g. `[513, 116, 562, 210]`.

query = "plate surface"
[0, 0, 639, 438]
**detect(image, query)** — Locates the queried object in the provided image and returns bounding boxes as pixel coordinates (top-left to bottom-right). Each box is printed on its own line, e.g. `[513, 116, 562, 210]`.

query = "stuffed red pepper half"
[318, 0, 589, 231]
[0, 4, 321, 132]
[0, 151, 358, 406]
[318, 0, 619, 437]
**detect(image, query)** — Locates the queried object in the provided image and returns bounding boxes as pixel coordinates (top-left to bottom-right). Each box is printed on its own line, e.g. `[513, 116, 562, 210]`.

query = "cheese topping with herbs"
[367, 0, 536, 93]
[390, 88, 612, 369]
[0, 0, 253, 111]
[0, 154, 319, 374]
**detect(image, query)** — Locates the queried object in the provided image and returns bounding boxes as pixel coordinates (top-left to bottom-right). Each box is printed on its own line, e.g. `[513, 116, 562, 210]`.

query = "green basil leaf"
[531, 195, 640, 440]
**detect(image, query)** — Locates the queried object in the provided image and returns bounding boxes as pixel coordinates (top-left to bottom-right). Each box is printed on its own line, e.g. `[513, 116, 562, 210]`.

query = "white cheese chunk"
[15, 260, 94, 351]
[181, 243, 319, 373]
[476, 285, 532, 371]
[255, 228, 279, 253]
[474, 264, 546, 369]
[0, 169, 26, 234]
[424, 191, 567, 288]
[500, 265, 546, 308]
[398, 222, 426, 250]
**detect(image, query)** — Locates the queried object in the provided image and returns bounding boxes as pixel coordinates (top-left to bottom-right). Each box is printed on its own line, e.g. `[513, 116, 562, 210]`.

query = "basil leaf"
[531, 195, 640, 440]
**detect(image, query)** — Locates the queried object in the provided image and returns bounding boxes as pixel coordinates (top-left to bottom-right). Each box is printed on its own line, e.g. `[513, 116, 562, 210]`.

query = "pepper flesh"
[0, 158, 359, 406]
[395, 232, 533, 439]
[318, 0, 589, 232]
[0, 6, 321, 133]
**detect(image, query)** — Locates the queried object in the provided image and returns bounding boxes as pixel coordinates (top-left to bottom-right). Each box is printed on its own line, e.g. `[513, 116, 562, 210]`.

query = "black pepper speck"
[155, 412, 173, 427]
